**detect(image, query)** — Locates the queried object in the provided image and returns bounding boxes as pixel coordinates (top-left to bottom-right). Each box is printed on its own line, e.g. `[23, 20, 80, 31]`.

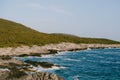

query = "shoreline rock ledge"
[0, 58, 64, 80]
[0, 43, 120, 56]
[0, 42, 120, 80]
[0, 70, 64, 80]
[15, 72, 64, 80]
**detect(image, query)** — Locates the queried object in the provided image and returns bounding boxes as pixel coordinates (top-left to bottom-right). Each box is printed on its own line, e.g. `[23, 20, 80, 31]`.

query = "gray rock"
[12, 72, 64, 80]
[0, 70, 10, 80]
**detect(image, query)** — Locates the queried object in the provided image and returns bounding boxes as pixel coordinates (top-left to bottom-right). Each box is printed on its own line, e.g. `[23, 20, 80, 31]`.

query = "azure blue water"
[17, 48, 120, 80]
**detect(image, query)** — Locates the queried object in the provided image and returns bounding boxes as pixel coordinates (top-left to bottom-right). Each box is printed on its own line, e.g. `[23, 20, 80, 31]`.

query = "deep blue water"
[17, 48, 120, 80]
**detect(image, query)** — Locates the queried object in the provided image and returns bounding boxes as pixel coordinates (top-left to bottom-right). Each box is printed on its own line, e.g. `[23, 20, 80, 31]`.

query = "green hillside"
[0, 18, 119, 47]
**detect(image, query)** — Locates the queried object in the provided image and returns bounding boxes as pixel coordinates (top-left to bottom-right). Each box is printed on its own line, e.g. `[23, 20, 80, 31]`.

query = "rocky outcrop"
[0, 70, 10, 80]
[0, 58, 23, 66]
[0, 43, 120, 56]
[0, 58, 63, 80]
[0, 43, 120, 80]
[13, 72, 64, 80]
[0, 70, 63, 80]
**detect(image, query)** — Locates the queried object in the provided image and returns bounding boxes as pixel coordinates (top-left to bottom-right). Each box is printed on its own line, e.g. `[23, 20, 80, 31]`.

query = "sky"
[0, 0, 120, 41]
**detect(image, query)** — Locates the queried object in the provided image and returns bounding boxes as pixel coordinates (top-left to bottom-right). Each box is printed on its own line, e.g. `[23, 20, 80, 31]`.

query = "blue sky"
[0, 0, 120, 41]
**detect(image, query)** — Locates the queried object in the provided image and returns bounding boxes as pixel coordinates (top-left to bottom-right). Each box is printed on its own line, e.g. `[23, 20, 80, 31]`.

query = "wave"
[0, 68, 10, 71]
[64, 58, 81, 62]
[86, 54, 104, 58]
[41, 51, 68, 58]
[41, 55, 55, 58]
[100, 60, 120, 64]
[87, 48, 91, 50]
[74, 75, 79, 80]
[57, 51, 70, 55]
[103, 52, 120, 56]
[87, 59, 120, 64]
[32, 66, 66, 72]
[82, 57, 86, 59]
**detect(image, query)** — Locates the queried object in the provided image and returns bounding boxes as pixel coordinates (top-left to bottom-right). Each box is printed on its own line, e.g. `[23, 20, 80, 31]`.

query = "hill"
[0, 18, 120, 47]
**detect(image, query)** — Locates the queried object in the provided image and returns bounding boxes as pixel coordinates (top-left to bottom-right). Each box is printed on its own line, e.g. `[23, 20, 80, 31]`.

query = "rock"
[0, 42, 120, 80]
[0, 43, 120, 56]
[13, 72, 64, 80]
[50, 73, 62, 80]
[0, 70, 10, 80]
[0, 58, 63, 80]
[24, 60, 58, 68]
[0, 58, 24, 66]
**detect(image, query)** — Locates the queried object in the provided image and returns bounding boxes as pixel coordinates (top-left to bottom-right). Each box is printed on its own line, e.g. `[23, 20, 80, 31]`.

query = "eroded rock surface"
[0, 43, 120, 56]
[13, 72, 64, 80]
[0, 57, 63, 80]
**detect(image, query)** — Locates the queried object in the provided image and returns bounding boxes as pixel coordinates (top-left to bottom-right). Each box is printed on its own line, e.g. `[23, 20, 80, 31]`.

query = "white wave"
[87, 54, 104, 58]
[87, 59, 120, 64]
[82, 57, 86, 59]
[64, 58, 81, 62]
[103, 52, 120, 56]
[32, 65, 65, 72]
[57, 51, 69, 55]
[0, 68, 10, 71]
[41, 54, 55, 58]
[100, 60, 120, 64]
[74, 75, 79, 80]
[87, 48, 91, 50]
[41, 51, 69, 58]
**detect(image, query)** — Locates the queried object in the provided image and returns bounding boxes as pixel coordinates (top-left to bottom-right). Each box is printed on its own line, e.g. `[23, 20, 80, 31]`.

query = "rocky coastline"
[0, 43, 120, 56]
[0, 43, 120, 80]
[0, 56, 63, 80]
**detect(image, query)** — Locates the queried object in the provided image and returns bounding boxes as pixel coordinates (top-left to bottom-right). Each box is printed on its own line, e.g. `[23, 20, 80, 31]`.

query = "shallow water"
[17, 48, 120, 80]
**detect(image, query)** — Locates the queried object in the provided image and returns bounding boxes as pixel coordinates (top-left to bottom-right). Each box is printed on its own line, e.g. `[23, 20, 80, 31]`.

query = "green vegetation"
[0, 18, 120, 47]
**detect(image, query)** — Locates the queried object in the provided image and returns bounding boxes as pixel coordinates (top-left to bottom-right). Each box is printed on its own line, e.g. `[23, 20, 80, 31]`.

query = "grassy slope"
[0, 18, 119, 47]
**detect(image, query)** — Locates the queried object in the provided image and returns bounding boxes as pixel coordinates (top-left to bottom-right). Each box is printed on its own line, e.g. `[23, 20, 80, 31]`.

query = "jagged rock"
[0, 70, 10, 80]
[0, 58, 63, 80]
[50, 73, 62, 80]
[12, 72, 64, 80]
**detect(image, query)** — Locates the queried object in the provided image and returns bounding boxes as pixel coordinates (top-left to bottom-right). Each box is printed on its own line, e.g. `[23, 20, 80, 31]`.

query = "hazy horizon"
[0, 0, 120, 41]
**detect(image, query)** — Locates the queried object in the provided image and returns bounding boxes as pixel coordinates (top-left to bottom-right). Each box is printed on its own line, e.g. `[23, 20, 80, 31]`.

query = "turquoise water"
[17, 48, 120, 80]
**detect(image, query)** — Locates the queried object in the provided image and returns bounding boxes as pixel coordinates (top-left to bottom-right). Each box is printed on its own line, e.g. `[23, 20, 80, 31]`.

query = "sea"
[17, 48, 120, 80]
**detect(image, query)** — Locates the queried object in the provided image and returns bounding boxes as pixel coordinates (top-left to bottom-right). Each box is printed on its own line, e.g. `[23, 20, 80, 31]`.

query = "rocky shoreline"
[0, 56, 63, 80]
[0, 43, 120, 56]
[0, 43, 120, 80]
